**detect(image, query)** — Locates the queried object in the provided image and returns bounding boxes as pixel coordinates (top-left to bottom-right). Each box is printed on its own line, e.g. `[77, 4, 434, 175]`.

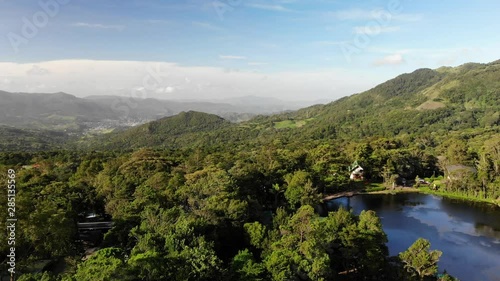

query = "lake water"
[325, 193, 500, 281]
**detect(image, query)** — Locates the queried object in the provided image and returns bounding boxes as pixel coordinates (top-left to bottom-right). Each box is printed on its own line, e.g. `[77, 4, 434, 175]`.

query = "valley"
[0, 60, 499, 281]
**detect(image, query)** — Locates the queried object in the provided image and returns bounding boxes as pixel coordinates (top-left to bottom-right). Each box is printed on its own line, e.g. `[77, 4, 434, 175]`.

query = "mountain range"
[87, 60, 499, 151]
[0, 91, 316, 134]
[0, 59, 498, 152]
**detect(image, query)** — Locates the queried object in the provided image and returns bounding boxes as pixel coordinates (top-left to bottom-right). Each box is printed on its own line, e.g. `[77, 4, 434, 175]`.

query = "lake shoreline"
[323, 192, 500, 281]
[418, 188, 500, 207]
[323, 187, 500, 207]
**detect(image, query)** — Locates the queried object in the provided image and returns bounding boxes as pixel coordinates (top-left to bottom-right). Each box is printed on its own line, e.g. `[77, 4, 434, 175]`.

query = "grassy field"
[359, 182, 499, 206]
[364, 186, 420, 195]
[419, 187, 499, 205]
[364, 183, 386, 192]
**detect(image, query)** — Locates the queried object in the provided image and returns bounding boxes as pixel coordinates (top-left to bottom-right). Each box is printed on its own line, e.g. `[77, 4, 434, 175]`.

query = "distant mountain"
[2, 60, 498, 152]
[91, 60, 500, 151]
[83, 95, 320, 120]
[0, 91, 309, 134]
[272, 60, 500, 139]
[0, 125, 69, 151]
[204, 95, 329, 113]
[83, 95, 259, 122]
[0, 91, 113, 131]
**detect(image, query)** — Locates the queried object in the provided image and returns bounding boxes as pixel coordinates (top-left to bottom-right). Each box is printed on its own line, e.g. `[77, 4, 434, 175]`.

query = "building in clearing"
[349, 160, 364, 180]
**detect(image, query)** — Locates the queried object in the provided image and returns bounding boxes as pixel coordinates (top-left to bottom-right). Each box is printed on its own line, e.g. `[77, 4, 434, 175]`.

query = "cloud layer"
[374, 53, 405, 66]
[0, 60, 382, 101]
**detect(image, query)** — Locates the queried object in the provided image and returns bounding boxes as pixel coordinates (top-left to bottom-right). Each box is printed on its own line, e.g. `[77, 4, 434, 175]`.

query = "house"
[349, 160, 364, 180]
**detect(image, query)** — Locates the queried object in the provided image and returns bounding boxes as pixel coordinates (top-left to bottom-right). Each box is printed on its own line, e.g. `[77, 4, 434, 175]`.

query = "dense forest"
[0, 146, 458, 281]
[1, 60, 499, 280]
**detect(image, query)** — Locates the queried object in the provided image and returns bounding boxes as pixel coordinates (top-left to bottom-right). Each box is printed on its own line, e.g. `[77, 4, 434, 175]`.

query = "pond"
[325, 193, 500, 281]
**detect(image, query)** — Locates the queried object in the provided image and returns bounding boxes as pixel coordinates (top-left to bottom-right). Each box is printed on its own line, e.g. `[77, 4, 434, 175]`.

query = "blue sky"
[0, 0, 499, 101]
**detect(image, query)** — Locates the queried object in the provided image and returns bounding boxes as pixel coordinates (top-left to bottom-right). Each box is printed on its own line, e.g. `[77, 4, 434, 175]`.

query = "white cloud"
[246, 3, 290, 12]
[155, 86, 176, 94]
[0, 59, 384, 101]
[367, 47, 488, 67]
[165, 86, 176, 93]
[393, 14, 423, 22]
[27, 65, 50, 75]
[353, 26, 400, 35]
[374, 53, 405, 66]
[329, 8, 422, 22]
[219, 55, 247, 60]
[191, 21, 223, 31]
[248, 62, 268, 66]
[329, 9, 373, 20]
[72, 22, 125, 30]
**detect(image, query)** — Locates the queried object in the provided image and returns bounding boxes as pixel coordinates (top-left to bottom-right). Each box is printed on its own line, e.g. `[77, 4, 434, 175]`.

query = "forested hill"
[92, 60, 500, 151]
[87, 111, 233, 150]
[0, 91, 113, 131]
[0, 90, 298, 133]
[2, 61, 498, 281]
[280, 60, 500, 140]
[0, 126, 69, 151]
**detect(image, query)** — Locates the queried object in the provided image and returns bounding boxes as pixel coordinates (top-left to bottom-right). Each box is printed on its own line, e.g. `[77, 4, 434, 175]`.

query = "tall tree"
[399, 238, 442, 280]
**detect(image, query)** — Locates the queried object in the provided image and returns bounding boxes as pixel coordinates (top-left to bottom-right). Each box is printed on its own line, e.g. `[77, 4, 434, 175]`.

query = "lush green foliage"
[0, 145, 455, 281]
[0, 126, 69, 151]
[399, 238, 442, 280]
[88, 111, 232, 150]
[3, 61, 498, 280]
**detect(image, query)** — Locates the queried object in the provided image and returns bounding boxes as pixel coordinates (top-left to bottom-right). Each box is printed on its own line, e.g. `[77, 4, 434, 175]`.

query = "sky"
[0, 0, 499, 101]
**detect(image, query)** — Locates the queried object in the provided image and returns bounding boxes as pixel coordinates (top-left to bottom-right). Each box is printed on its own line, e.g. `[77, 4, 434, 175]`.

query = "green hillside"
[94, 60, 500, 151]
[0, 91, 113, 131]
[88, 111, 233, 150]
[0, 126, 69, 151]
[4, 60, 498, 152]
[1, 61, 498, 281]
[270, 60, 500, 140]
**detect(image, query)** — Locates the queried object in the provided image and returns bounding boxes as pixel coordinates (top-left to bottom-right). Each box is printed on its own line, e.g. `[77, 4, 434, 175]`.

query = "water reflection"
[326, 193, 500, 281]
[475, 223, 500, 240]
